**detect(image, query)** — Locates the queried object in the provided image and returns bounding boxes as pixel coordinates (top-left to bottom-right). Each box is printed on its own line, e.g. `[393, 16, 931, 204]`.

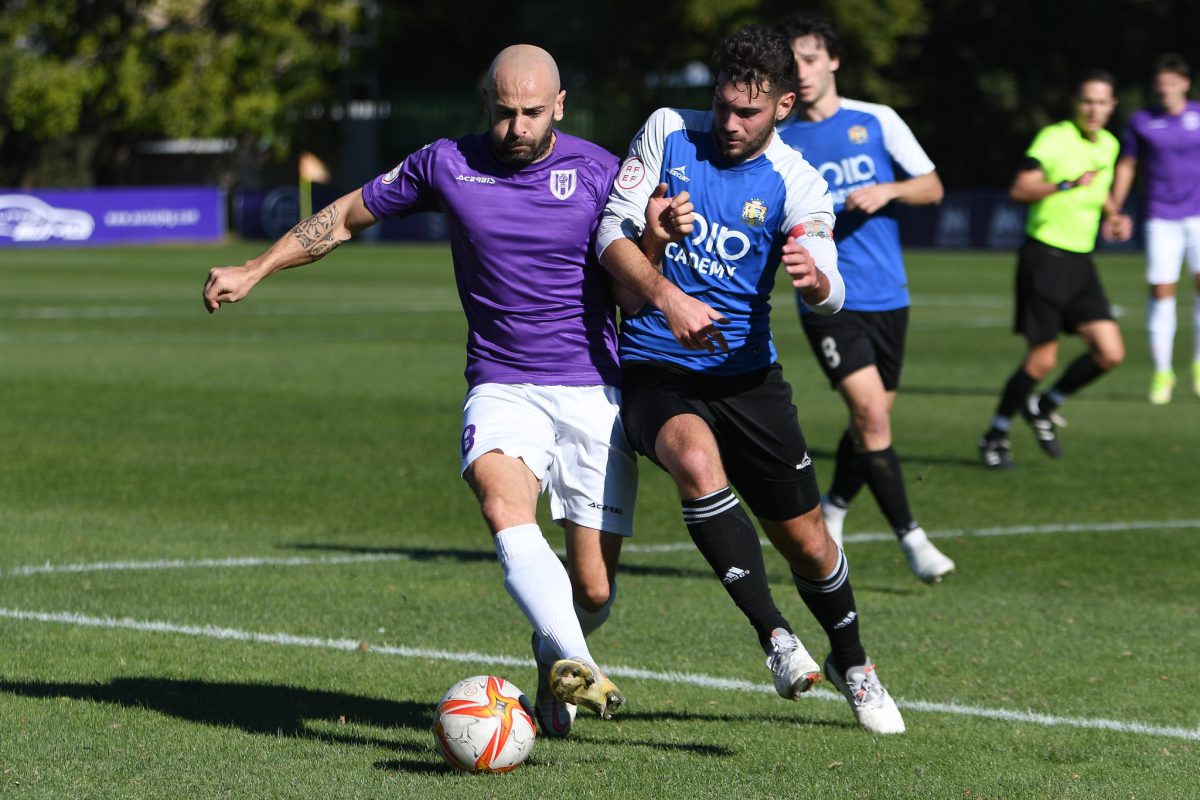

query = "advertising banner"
[0, 187, 225, 247]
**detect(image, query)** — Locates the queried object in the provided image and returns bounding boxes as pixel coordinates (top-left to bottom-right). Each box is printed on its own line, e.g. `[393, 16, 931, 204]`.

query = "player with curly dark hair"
[597, 23, 905, 734]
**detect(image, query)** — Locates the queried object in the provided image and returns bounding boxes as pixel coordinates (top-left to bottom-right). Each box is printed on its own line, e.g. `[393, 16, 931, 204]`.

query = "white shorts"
[459, 383, 637, 537]
[1145, 216, 1200, 285]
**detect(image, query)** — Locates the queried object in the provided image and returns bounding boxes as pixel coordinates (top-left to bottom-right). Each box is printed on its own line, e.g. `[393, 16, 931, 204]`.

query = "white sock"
[1193, 293, 1200, 364]
[1147, 296, 1177, 373]
[494, 524, 593, 665]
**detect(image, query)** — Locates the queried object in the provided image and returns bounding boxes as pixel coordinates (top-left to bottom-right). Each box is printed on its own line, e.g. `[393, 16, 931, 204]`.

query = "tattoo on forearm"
[290, 204, 345, 260]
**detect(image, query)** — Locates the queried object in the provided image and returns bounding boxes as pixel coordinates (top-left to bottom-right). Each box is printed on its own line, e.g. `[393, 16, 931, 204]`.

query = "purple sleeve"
[361, 142, 443, 219]
[1119, 116, 1141, 160]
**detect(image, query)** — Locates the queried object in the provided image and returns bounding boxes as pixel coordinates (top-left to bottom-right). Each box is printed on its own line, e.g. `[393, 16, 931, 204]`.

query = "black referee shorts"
[1014, 237, 1114, 344]
[620, 360, 821, 521]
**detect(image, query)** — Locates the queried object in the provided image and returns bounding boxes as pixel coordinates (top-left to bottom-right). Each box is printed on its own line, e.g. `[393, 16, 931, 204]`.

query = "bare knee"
[476, 494, 527, 533]
[1024, 349, 1057, 380]
[1093, 341, 1125, 371]
[573, 581, 612, 612]
[851, 404, 892, 450]
[666, 446, 725, 498]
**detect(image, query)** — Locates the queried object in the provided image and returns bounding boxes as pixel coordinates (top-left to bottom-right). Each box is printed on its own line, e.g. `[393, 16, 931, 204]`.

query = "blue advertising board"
[0, 187, 225, 247]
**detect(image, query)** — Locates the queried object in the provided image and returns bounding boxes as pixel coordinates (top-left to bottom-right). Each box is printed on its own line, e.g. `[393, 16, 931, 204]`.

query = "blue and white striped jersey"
[597, 107, 840, 375]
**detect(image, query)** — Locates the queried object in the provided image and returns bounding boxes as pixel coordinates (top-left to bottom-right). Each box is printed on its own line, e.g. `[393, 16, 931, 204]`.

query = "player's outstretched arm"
[202, 189, 379, 313]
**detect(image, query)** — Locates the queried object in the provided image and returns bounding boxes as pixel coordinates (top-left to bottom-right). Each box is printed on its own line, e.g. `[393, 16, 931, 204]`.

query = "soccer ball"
[432, 675, 536, 773]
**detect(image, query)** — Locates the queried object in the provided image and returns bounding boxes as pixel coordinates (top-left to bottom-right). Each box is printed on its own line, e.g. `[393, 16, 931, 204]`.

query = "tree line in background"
[2, 0, 1196, 193]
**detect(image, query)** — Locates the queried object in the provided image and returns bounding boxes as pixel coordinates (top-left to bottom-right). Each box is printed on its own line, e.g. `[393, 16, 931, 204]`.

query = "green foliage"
[0, 0, 355, 186]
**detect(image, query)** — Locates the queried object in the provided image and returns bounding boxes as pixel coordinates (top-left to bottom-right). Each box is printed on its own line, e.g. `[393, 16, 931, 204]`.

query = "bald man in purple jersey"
[202, 45, 683, 737]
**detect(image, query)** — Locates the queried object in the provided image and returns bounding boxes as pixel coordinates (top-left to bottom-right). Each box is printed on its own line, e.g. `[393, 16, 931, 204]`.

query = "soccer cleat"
[899, 527, 956, 583]
[549, 657, 624, 720]
[1148, 370, 1175, 405]
[824, 654, 905, 734]
[1193, 362, 1200, 397]
[820, 494, 848, 547]
[1021, 395, 1063, 458]
[765, 627, 822, 699]
[531, 632, 576, 737]
[978, 432, 1016, 470]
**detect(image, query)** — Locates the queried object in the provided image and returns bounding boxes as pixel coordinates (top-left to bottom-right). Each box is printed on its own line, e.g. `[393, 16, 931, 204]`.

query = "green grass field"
[2, 243, 1197, 799]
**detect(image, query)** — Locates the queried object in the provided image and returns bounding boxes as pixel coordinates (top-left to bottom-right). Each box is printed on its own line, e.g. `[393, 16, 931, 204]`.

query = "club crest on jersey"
[550, 169, 577, 200]
[741, 198, 768, 227]
[848, 125, 869, 145]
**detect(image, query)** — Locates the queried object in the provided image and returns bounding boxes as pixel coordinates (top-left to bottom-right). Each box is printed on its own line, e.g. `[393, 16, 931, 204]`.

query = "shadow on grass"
[287, 542, 716, 581]
[0, 678, 740, 770]
[0, 677, 431, 755]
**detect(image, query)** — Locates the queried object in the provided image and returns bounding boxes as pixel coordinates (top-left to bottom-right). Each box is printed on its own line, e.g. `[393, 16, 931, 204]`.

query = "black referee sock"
[683, 487, 790, 652]
[829, 429, 867, 506]
[792, 548, 867, 672]
[861, 446, 916, 537]
[1045, 354, 1108, 409]
[996, 366, 1038, 420]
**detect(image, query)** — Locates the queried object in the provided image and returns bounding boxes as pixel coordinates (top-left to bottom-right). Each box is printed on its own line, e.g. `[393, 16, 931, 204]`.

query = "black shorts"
[620, 360, 821, 521]
[1014, 238, 1114, 344]
[800, 308, 909, 390]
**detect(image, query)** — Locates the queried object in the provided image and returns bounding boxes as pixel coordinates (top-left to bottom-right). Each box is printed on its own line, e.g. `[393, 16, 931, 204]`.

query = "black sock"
[829, 429, 866, 506]
[996, 366, 1038, 421]
[861, 446, 917, 537]
[1044, 355, 1108, 409]
[792, 549, 867, 671]
[683, 487, 790, 652]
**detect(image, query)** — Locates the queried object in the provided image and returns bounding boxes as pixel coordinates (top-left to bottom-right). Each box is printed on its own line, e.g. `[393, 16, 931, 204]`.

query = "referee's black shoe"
[978, 430, 1016, 470]
[1022, 395, 1063, 458]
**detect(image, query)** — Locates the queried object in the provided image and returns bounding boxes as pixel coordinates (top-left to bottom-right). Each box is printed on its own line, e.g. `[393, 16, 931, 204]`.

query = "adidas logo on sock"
[722, 566, 750, 585]
[833, 610, 858, 630]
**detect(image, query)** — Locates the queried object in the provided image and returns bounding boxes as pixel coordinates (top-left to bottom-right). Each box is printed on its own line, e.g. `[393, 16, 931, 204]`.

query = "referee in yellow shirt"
[980, 70, 1134, 469]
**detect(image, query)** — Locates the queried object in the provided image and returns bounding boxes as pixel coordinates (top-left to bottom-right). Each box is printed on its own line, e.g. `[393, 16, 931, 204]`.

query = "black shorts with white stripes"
[620, 360, 821, 520]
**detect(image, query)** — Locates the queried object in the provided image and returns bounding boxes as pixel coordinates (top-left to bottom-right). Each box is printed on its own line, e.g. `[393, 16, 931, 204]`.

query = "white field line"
[7, 518, 1199, 576]
[2, 607, 1196, 743]
[2, 302, 460, 320]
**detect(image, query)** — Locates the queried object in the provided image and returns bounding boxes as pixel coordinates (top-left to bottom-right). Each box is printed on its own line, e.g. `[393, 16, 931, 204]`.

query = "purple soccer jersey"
[1121, 100, 1200, 220]
[362, 132, 622, 388]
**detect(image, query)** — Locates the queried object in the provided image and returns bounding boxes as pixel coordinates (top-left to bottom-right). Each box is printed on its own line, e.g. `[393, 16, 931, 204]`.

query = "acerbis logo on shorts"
[587, 501, 624, 515]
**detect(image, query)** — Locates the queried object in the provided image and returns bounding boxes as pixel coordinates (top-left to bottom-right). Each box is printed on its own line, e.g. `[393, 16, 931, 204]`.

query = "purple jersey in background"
[1121, 100, 1200, 220]
[362, 132, 622, 388]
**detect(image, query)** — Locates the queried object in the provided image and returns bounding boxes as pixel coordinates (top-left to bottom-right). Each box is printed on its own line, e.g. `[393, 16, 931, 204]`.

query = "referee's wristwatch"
[1057, 179, 1073, 191]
